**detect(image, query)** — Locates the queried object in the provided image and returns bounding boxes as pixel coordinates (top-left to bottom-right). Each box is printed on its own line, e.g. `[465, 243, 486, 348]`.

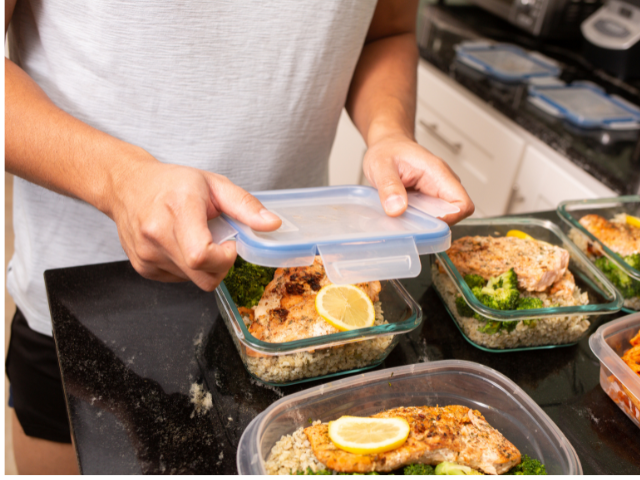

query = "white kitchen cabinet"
[507, 145, 616, 214]
[328, 110, 367, 186]
[416, 61, 526, 217]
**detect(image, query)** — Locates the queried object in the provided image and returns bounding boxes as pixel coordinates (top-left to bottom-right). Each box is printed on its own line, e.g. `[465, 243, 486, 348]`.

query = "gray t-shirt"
[7, 0, 377, 335]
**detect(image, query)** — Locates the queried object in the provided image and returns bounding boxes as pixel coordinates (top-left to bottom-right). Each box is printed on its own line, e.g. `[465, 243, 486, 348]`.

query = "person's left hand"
[362, 134, 474, 225]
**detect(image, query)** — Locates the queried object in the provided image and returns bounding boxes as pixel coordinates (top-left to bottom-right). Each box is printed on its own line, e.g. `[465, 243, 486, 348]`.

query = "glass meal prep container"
[208, 186, 456, 385]
[590, 313, 640, 430]
[431, 217, 622, 352]
[558, 196, 640, 313]
[215, 279, 422, 386]
[236, 360, 583, 475]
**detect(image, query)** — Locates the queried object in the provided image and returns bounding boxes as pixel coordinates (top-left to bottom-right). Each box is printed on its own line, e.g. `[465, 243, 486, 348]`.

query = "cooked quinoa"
[265, 421, 325, 475]
[222, 302, 394, 384]
[568, 226, 640, 310]
[432, 264, 590, 349]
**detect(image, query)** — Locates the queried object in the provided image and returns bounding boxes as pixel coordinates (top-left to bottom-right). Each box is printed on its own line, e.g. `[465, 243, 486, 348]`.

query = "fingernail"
[259, 209, 280, 223]
[384, 195, 406, 215]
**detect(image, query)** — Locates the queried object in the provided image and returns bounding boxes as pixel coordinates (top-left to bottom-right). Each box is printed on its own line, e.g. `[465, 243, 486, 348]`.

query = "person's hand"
[108, 152, 281, 291]
[362, 134, 474, 225]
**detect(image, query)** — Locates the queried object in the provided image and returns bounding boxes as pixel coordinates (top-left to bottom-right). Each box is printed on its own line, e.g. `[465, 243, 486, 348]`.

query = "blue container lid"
[208, 186, 456, 284]
[528, 83, 640, 130]
[454, 42, 560, 83]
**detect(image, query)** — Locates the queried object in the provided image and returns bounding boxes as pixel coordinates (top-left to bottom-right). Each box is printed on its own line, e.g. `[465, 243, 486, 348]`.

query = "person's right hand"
[108, 151, 282, 291]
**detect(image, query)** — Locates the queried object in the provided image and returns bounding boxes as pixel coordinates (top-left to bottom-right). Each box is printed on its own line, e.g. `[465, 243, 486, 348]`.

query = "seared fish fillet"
[579, 214, 640, 257]
[304, 405, 521, 475]
[446, 236, 569, 292]
[248, 257, 381, 344]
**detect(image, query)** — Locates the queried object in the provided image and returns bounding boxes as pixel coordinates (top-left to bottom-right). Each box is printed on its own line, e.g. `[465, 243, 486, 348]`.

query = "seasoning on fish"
[304, 405, 521, 475]
[579, 214, 640, 257]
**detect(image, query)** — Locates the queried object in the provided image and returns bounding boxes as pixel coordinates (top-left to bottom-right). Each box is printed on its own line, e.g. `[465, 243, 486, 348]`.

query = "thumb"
[369, 159, 408, 217]
[205, 173, 282, 232]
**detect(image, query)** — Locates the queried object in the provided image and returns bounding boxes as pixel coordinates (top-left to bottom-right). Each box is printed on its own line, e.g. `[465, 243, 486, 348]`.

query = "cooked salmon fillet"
[579, 214, 640, 257]
[304, 405, 521, 475]
[248, 257, 381, 344]
[446, 236, 570, 292]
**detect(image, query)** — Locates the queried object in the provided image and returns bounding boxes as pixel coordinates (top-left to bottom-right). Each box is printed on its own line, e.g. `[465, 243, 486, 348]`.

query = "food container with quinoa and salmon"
[590, 313, 640, 430]
[431, 217, 622, 352]
[558, 196, 640, 312]
[236, 360, 582, 474]
[208, 186, 458, 385]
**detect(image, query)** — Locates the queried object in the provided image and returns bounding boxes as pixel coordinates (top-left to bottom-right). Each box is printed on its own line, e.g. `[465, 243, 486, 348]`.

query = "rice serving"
[432, 264, 590, 349]
[222, 302, 394, 384]
[265, 421, 325, 475]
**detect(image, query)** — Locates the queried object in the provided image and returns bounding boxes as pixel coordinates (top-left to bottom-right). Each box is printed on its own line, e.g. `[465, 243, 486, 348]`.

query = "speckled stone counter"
[46, 211, 640, 474]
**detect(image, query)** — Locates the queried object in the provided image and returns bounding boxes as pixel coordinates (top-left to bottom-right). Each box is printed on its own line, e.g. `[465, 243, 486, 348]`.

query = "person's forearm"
[345, 32, 418, 147]
[4, 58, 155, 217]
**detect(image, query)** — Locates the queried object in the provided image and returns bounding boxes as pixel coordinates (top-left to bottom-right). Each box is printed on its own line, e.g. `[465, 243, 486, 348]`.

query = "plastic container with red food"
[590, 313, 640, 429]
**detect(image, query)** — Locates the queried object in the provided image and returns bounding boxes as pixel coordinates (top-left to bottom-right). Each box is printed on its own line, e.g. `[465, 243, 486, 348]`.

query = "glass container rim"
[558, 195, 640, 281]
[435, 217, 623, 321]
[214, 279, 423, 355]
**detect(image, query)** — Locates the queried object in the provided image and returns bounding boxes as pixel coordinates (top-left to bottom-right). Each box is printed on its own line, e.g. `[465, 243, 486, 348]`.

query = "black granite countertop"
[417, 4, 640, 195]
[46, 211, 640, 475]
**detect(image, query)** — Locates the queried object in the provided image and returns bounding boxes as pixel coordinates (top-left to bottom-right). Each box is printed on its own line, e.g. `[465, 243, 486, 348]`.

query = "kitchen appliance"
[469, 0, 602, 38]
[582, 0, 640, 79]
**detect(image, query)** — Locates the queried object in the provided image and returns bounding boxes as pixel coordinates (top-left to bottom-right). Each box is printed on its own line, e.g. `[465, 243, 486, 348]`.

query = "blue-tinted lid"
[454, 42, 560, 83]
[208, 186, 456, 284]
[528, 83, 640, 130]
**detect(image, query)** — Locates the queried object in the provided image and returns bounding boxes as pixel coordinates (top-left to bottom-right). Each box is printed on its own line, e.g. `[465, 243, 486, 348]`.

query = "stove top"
[418, 4, 640, 194]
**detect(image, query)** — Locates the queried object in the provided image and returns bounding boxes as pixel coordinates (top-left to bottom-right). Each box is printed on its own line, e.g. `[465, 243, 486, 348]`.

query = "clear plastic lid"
[208, 186, 456, 284]
[528, 83, 640, 130]
[454, 42, 560, 82]
[237, 360, 583, 475]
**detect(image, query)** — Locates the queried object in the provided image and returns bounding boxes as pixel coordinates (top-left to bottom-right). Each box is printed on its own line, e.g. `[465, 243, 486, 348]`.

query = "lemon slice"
[506, 229, 534, 240]
[328, 416, 410, 455]
[626, 215, 640, 228]
[315, 284, 375, 331]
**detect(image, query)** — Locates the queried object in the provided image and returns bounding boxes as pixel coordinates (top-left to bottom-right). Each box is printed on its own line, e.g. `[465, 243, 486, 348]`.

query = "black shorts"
[5, 308, 72, 444]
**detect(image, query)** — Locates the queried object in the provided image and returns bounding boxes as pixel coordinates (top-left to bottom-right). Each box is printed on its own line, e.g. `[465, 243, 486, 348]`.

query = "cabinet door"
[508, 146, 611, 214]
[328, 110, 367, 186]
[416, 64, 525, 217]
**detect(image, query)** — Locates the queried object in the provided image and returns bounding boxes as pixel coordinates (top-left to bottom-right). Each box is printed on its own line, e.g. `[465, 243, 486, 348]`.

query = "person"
[4, 0, 474, 474]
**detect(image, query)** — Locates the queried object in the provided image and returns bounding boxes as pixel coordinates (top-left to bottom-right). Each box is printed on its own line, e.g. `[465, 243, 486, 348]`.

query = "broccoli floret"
[474, 269, 519, 310]
[224, 257, 276, 308]
[434, 462, 483, 475]
[405, 464, 435, 475]
[464, 274, 486, 289]
[516, 296, 544, 310]
[595, 257, 639, 299]
[294, 467, 332, 475]
[455, 295, 476, 318]
[624, 253, 640, 271]
[505, 455, 547, 475]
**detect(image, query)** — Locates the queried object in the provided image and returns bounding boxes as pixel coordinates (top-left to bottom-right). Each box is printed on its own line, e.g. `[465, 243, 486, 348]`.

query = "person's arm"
[4, 1, 281, 291]
[346, 0, 474, 224]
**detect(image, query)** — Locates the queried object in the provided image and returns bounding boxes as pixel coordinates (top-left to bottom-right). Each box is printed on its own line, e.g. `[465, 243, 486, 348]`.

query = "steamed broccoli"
[464, 274, 487, 289]
[505, 455, 547, 475]
[434, 462, 482, 475]
[516, 296, 544, 310]
[456, 295, 476, 318]
[404, 464, 435, 475]
[595, 256, 639, 298]
[224, 257, 276, 308]
[475, 269, 519, 311]
[624, 253, 640, 270]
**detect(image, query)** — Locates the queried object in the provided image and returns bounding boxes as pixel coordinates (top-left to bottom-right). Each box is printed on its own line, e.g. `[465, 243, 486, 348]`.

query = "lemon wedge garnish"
[328, 416, 410, 455]
[315, 284, 375, 331]
[506, 229, 534, 240]
[626, 215, 640, 228]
